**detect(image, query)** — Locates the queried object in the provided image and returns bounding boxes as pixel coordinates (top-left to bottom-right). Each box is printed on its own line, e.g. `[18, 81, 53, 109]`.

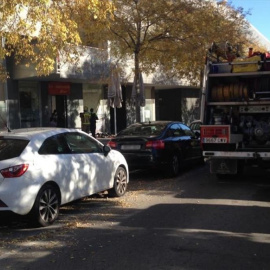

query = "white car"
[0, 128, 129, 227]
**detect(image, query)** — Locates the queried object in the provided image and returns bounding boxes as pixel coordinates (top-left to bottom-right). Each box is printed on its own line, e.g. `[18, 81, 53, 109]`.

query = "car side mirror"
[103, 145, 111, 156]
[194, 131, 200, 138]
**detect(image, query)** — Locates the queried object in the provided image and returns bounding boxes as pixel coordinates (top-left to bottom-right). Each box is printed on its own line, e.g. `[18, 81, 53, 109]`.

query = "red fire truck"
[200, 45, 270, 178]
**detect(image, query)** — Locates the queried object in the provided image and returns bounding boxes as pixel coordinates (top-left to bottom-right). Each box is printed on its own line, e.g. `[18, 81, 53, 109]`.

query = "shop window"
[19, 81, 40, 128]
[141, 99, 155, 122]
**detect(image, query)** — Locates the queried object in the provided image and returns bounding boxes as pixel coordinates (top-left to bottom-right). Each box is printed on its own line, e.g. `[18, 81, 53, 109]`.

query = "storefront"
[19, 81, 40, 128]
[13, 80, 83, 130]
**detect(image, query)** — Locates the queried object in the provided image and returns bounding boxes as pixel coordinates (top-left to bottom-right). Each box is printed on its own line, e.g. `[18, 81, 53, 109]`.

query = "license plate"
[203, 137, 227, 143]
[121, 145, 141, 150]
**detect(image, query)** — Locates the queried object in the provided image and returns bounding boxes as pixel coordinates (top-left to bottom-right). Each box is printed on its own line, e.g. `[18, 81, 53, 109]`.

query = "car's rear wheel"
[31, 184, 60, 227]
[167, 154, 180, 177]
[108, 166, 128, 197]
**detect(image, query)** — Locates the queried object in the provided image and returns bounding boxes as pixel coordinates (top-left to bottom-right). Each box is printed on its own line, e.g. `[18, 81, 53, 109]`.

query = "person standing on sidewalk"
[81, 106, 91, 133]
[90, 108, 98, 137]
[49, 110, 58, 127]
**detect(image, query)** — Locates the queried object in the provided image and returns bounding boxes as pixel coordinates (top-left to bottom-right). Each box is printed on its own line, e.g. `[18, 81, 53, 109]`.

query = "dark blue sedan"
[107, 121, 203, 176]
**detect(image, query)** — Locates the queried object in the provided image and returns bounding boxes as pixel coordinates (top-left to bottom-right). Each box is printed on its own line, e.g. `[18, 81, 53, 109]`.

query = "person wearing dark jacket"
[90, 108, 98, 137]
[50, 110, 58, 127]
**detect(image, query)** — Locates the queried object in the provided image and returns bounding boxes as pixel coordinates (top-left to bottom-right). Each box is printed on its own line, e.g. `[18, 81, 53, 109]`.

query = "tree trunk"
[134, 51, 140, 122]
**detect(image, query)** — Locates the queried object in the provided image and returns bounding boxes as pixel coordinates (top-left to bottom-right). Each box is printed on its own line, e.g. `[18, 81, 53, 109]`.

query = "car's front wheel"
[108, 166, 128, 197]
[30, 184, 60, 227]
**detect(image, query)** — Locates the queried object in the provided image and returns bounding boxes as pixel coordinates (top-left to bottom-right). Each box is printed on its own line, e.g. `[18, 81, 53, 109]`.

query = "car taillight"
[107, 141, 117, 148]
[146, 140, 165, 149]
[0, 164, 29, 178]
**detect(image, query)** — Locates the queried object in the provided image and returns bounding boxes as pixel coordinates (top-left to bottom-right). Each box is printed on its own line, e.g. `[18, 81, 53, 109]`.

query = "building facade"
[0, 45, 200, 134]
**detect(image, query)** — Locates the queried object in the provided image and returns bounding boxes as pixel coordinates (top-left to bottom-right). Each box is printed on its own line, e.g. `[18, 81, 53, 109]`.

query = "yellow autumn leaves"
[0, 0, 262, 81]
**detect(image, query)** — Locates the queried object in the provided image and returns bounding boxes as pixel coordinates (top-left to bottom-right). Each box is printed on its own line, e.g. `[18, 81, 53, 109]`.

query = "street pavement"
[1, 164, 270, 269]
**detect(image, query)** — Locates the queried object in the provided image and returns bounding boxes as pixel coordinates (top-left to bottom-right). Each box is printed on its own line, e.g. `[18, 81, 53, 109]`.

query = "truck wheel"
[216, 173, 229, 180]
[237, 161, 244, 176]
[30, 184, 60, 227]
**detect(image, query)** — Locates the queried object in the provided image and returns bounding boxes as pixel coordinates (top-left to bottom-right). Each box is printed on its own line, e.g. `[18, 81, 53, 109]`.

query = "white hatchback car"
[0, 128, 129, 227]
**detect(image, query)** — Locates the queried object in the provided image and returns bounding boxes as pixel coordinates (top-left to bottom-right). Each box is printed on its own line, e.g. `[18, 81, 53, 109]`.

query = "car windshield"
[0, 138, 29, 161]
[118, 123, 167, 136]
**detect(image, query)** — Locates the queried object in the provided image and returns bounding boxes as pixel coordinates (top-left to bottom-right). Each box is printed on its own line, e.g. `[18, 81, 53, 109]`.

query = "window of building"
[19, 81, 40, 128]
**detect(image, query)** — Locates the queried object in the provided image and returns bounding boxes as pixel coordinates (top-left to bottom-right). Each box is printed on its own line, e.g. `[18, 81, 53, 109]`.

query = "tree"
[105, 0, 253, 122]
[0, 0, 112, 79]
[1, 0, 264, 125]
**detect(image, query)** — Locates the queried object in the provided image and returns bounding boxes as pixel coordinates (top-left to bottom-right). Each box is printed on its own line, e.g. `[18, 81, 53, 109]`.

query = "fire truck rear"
[200, 45, 270, 177]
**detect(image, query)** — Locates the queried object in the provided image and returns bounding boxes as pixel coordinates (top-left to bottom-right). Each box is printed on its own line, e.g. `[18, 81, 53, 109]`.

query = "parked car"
[0, 128, 129, 227]
[189, 120, 202, 135]
[107, 121, 203, 176]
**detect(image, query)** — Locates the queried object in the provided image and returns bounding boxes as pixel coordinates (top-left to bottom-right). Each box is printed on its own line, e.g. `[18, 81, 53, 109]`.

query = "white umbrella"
[108, 67, 122, 134]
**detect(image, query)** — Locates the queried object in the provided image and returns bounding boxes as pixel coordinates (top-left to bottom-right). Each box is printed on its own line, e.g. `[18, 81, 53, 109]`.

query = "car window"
[180, 124, 194, 136]
[190, 122, 201, 131]
[150, 124, 167, 135]
[0, 138, 29, 161]
[119, 124, 167, 136]
[39, 134, 71, 155]
[166, 124, 185, 137]
[64, 133, 102, 153]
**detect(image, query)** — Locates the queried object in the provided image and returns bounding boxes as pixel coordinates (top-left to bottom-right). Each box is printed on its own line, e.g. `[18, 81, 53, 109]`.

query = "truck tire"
[216, 173, 229, 180]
